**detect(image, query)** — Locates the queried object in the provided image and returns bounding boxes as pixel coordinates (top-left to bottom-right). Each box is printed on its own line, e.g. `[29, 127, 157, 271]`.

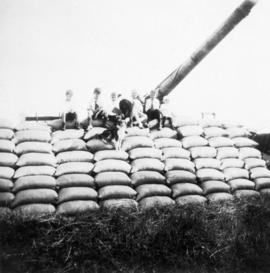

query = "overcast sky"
[0, 0, 269, 130]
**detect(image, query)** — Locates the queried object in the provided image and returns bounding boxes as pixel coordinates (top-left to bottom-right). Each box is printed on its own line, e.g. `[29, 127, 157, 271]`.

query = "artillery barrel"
[156, 0, 258, 100]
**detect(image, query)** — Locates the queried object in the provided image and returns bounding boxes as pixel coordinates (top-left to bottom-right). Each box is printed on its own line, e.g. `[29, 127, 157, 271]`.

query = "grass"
[1, 198, 270, 273]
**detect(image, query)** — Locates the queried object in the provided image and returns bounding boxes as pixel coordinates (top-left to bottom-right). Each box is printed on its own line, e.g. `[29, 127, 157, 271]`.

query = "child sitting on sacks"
[62, 90, 79, 129]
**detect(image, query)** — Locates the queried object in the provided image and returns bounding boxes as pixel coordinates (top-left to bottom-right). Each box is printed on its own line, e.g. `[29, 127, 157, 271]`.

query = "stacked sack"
[53, 129, 98, 215]
[224, 125, 260, 199]
[84, 126, 114, 154]
[93, 148, 137, 209]
[172, 122, 209, 204]
[155, 127, 203, 206]
[124, 127, 172, 209]
[0, 119, 17, 214]
[12, 122, 57, 216]
[195, 119, 233, 202]
[128, 128, 174, 209]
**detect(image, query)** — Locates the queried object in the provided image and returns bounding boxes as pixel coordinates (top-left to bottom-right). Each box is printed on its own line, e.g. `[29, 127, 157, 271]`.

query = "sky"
[0, 0, 269, 130]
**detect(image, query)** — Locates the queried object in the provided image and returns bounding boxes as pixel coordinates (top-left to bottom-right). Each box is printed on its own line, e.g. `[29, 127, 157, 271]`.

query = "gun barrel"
[156, 0, 258, 100]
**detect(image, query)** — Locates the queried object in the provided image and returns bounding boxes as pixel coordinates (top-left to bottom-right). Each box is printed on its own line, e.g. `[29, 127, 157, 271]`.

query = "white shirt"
[145, 98, 160, 112]
[63, 100, 77, 113]
[132, 99, 143, 114]
[160, 103, 172, 117]
[106, 100, 119, 115]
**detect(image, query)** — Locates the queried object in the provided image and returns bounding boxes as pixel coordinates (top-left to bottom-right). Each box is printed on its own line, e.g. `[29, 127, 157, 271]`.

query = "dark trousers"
[162, 116, 173, 127]
[146, 109, 162, 127]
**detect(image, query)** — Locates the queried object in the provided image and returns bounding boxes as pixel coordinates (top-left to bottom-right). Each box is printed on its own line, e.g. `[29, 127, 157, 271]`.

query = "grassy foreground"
[1, 198, 270, 273]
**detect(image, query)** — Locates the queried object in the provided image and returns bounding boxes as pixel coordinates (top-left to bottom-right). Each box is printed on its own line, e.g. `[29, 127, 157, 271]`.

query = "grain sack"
[0, 192, 14, 207]
[200, 181, 230, 195]
[162, 147, 190, 160]
[94, 150, 128, 161]
[14, 130, 51, 144]
[86, 139, 114, 153]
[220, 158, 244, 170]
[17, 153, 56, 167]
[250, 167, 270, 179]
[55, 162, 93, 177]
[12, 188, 58, 208]
[14, 204, 56, 216]
[136, 184, 171, 201]
[56, 200, 99, 215]
[181, 136, 208, 149]
[150, 128, 177, 140]
[234, 189, 260, 199]
[101, 199, 138, 210]
[14, 166, 55, 179]
[166, 170, 197, 185]
[15, 142, 53, 155]
[204, 127, 227, 139]
[93, 159, 131, 174]
[0, 167, 15, 179]
[0, 153, 18, 167]
[57, 174, 95, 188]
[154, 138, 182, 149]
[177, 125, 203, 137]
[95, 172, 131, 188]
[0, 129, 14, 140]
[254, 178, 270, 191]
[244, 158, 266, 169]
[207, 192, 233, 202]
[208, 137, 234, 148]
[196, 168, 225, 182]
[194, 158, 221, 170]
[0, 119, 15, 130]
[200, 119, 222, 128]
[228, 179, 255, 192]
[56, 151, 93, 164]
[0, 178, 13, 192]
[98, 185, 137, 200]
[171, 183, 203, 199]
[190, 147, 217, 159]
[58, 187, 98, 204]
[125, 127, 150, 137]
[139, 196, 175, 209]
[131, 171, 166, 187]
[239, 147, 261, 160]
[53, 139, 87, 154]
[164, 158, 195, 173]
[122, 136, 153, 152]
[47, 118, 63, 131]
[52, 129, 84, 143]
[129, 148, 162, 160]
[13, 175, 56, 193]
[224, 168, 249, 181]
[131, 158, 164, 173]
[84, 127, 106, 141]
[232, 137, 258, 148]
[0, 140, 15, 153]
[216, 147, 239, 160]
[175, 195, 207, 206]
[226, 127, 250, 138]
[16, 121, 51, 132]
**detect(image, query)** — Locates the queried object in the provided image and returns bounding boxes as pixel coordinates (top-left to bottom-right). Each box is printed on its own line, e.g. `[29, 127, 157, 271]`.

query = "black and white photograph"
[0, 0, 270, 272]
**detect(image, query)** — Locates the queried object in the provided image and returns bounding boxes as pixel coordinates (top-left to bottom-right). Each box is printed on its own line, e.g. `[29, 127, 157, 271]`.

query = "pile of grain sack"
[1, 116, 270, 217]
